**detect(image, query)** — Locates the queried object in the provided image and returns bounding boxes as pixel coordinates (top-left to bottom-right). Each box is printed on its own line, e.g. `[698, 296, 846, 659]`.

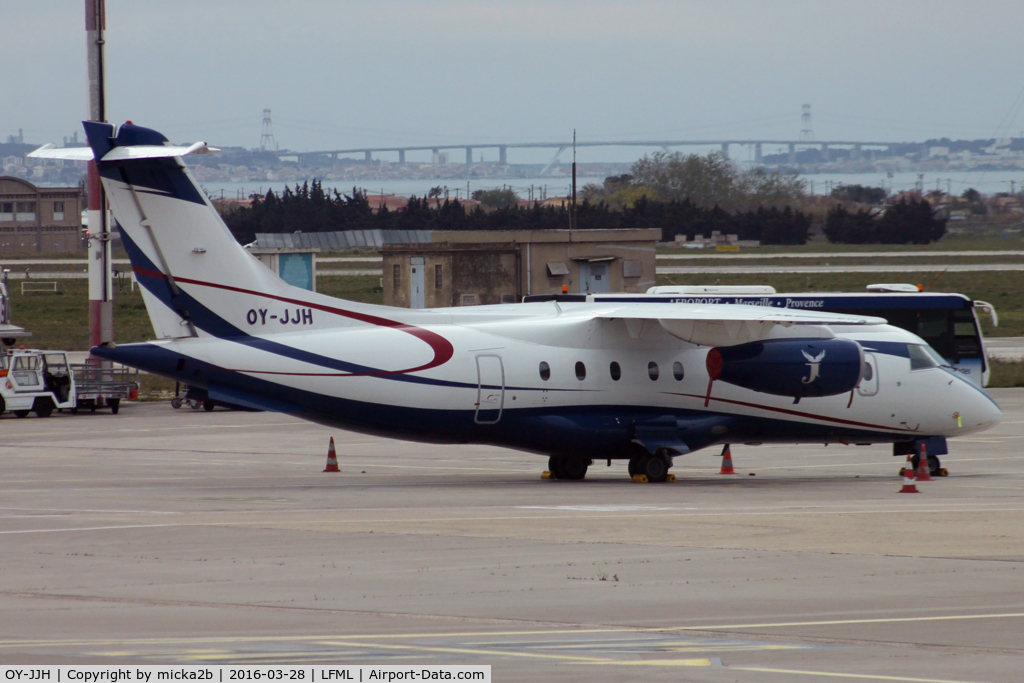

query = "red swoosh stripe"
[134, 266, 454, 374]
[664, 390, 914, 433]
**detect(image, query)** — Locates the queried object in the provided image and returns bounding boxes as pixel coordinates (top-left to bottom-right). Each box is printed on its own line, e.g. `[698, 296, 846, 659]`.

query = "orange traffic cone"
[899, 452, 918, 493]
[718, 444, 736, 475]
[322, 437, 340, 472]
[916, 443, 932, 482]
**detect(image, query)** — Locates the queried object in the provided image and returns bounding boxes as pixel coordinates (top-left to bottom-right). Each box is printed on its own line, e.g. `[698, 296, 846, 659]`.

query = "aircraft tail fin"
[80, 121, 300, 340]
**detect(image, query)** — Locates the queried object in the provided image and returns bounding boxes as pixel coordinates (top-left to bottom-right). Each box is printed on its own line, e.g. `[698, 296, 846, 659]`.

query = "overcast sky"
[5, 1, 1024, 163]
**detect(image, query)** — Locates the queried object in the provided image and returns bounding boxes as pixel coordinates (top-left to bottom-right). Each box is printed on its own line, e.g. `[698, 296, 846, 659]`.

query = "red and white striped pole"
[86, 0, 113, 356]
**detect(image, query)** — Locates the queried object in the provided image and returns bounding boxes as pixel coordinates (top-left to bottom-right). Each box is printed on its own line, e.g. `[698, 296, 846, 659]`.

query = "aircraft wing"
[27, 141, 219, 161]
[594, 303, 886, 347]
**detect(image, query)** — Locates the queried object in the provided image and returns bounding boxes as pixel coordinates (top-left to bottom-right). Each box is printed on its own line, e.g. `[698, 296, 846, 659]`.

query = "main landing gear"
[547, 455, 590, 480]
[628, 451, 672, 483]
[545, 451, 674, 483]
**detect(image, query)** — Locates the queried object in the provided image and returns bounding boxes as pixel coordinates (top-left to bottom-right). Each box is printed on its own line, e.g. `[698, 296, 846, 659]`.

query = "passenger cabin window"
[609, 361, 621, 381]
[539, 361, 550, 381]
[648, 362, 659, 380]
[672, 361, 684, 381]
[575, 361, 586, 381]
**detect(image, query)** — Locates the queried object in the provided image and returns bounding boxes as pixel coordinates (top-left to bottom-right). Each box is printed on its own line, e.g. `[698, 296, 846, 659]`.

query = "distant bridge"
[295, 139, 904, 175]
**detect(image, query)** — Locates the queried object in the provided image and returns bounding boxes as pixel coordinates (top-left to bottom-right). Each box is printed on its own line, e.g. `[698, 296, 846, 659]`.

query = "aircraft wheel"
[911, 454, 941, 476]
[547, 455, 563, 479]
[14, 410, 30, 418]
[203, 400, 215, 412]
[558, 457, 589, 481]
[627, 457, 641, 478]
[639, 453, 670, 483]
[171, 397, 182, 409]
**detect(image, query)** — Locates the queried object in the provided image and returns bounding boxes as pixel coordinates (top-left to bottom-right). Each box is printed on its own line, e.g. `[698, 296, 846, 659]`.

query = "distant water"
[198, 170, 1024, 201]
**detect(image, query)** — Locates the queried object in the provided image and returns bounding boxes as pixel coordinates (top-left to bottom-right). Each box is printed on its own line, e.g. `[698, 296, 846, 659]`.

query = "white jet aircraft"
[31, 122, 1002, 482]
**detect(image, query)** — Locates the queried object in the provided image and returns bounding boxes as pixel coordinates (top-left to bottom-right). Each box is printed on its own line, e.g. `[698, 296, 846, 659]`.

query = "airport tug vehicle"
[0, 348, 139, 417]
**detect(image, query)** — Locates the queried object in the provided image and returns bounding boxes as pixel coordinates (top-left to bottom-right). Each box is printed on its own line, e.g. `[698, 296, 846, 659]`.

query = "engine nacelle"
[706, 338, 864, 399]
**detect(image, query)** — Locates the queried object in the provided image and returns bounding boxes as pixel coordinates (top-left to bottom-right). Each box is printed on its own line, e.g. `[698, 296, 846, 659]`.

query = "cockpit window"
[908, 344, 949, 370]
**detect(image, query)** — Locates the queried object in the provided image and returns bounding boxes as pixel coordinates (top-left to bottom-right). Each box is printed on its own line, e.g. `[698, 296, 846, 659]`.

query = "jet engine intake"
[706, 338, 864, 399]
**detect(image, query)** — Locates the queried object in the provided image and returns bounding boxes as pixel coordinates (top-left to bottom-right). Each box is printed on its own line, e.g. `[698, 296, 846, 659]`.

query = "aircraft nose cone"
[961, 385, 1002, 432]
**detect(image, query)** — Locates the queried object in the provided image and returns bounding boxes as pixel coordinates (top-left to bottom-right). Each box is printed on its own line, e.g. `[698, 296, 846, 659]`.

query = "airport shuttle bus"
[526, 285, 997, 387]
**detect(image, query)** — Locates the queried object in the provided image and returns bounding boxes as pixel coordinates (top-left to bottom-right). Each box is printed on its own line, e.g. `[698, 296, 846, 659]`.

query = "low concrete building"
[248, 247, 319, 291]
[0, 177, 83, 253]
[383, 228, 658, 308]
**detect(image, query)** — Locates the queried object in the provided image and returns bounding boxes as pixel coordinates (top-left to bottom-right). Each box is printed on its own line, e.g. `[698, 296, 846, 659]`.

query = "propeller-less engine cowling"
[706, 338, 865, 399]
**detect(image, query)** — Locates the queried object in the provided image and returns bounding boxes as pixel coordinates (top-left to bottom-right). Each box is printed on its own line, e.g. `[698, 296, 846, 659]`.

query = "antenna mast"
[260, 108, 277, 151]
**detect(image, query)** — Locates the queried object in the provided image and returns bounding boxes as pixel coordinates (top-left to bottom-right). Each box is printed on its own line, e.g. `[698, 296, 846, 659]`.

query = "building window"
[673, 361, 684, 381]
[648, 361, 659, 381]
[52, 201, 64, 221]
[575, 361, 586, 381]
[0, 203, 12, 222]
[392, 263, 401, 292]
[609, 361, 621, 381]
[539, 361, 550, 381]
[434, 264, 443, 290]
[15, 202, 36, 222]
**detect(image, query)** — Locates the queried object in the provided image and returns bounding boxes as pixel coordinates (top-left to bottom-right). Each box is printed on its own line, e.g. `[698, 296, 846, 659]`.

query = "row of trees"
[823, 199, 947, 244]
[221, 181, 813, 246]
[583, 152, 807, 212]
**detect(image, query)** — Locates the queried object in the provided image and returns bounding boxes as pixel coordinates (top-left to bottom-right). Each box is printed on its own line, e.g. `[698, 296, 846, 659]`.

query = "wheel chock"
[632, 474, 649, 483]
[666, 474, 677, 483]
[541, 471, 554, 479]
[938, 467, 949, 477]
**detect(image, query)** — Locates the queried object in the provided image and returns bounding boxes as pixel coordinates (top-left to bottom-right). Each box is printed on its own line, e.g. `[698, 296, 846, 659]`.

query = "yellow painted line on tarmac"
[730, 666, 983, 682]
[307, 638, 645, 664]
[581, 658, 715, 666]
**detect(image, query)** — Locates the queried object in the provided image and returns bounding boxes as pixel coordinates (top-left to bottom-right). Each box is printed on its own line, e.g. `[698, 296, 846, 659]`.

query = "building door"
[580, 261, 610, 294]
[410, 257, 425, 309]
[474, 354, 505, 424]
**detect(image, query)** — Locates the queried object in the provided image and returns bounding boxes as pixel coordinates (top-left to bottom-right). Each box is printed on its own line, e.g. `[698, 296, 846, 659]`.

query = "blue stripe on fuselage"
[93, 342, 912, 456]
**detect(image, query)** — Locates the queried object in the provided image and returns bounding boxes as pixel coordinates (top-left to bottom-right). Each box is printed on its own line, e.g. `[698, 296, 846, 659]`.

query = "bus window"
[915, 313, 952, 358]
[953, 314, 981, 359]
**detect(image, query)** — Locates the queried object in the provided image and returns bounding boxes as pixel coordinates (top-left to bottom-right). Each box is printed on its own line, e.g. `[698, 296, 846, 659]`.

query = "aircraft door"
[857, 352, 879, 396]
[474, 354, 505, 424]
[410, 257, 426, 309]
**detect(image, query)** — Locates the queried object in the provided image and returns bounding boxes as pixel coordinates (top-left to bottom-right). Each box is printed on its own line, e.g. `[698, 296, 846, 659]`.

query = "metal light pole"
[86, 0, 113, 354]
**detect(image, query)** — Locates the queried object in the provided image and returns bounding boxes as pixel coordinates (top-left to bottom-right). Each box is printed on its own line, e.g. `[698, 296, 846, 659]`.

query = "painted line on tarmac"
[6, 504, 1019, 534]
[668, 611, 1024, 632]
[729, 666, 983, 683]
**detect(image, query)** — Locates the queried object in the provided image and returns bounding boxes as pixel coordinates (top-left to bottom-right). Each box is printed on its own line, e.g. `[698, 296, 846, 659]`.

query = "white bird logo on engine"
[801, 349, 826, 384]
